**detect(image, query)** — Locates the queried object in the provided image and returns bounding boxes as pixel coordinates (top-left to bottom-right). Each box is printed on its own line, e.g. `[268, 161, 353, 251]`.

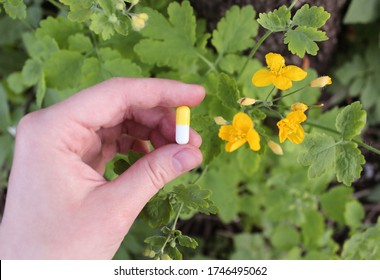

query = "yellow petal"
[265, 53, 285, 71]
[277, 119, 289, 143]
[232, 112, 253, 132]
[291, 102, 308, 112]
[218, 125, 234, 141]
[281, 65, 307, 81]
[310, 76, 332, 87]
[252, 69, 275, 87]
[226, 139, 246, 152]
[273, 75, 292, 90]
[246, 128, 261, 151]
[287, 111, 307, 123]
[288, 124, 305, 144]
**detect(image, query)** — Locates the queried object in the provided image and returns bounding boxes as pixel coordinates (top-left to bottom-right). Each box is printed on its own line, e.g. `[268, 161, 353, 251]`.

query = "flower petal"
[277, 119, 289, 143]
[291, 102, 308, 112]
[273, 75, 292, 90]
[226, 139, 246, 152]
[288, 124, 305, 144]
[281, 65, 307, 81]
[287, 111, 307, 123]
[232, 112, 253, 132]
[246, 128, 261, 151]
[265, 53, 285, 71]
[252, 69, 275, 87]
[218, 125, 234, 141]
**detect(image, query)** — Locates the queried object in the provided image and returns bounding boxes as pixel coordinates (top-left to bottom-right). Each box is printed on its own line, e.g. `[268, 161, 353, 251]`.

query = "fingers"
[50, 78, 205, 129]
[103, 144, 202, 218]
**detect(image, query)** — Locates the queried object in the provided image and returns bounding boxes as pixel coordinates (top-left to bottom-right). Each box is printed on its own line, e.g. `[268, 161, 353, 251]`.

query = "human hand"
[0, 78, 205, 259]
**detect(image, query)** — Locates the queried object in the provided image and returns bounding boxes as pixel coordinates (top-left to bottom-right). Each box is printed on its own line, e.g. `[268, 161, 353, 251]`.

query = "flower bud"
[310, 76, 332, 88]
[291, 102, 308, 113]
[161, 254, 172, 260]
[214, 116, 229, 125]
[268, 140, 283, 155]
[238, 97, 256, 106]
[131, 13, 148, 31]
[108, 14, 118, 24]
[131, 0, 140, 5]
[115, 1, 125, 11]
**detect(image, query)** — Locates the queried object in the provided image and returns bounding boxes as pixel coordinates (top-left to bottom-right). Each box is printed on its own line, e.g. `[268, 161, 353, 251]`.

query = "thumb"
[107, 144, 202, 216]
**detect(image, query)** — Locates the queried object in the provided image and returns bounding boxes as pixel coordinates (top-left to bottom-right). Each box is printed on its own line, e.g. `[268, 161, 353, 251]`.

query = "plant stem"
[48, 0, 68, 12]
[305, 121, 380, 156]
[289, 0, 299, 10]
[238, 30, 272, 77]
[272, 86, 307, 102]
[192, 166, 209, 185]
[265, 86, 276, 101]
[160, 202, 184, 254]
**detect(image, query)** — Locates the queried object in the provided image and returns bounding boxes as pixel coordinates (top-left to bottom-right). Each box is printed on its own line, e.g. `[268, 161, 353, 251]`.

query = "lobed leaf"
[212, 5, 258, 55]
[335, 101, 367, 141]
[292, 4, 330, 29]
[284, 26, 328, 57]
[257, 5, 291, 32]
[298, 133, 336, 179]
[335, 142, 365, 186]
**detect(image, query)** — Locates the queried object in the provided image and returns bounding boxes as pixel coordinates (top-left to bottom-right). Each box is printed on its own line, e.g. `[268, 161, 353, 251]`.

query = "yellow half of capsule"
[176, 106, 190, 125]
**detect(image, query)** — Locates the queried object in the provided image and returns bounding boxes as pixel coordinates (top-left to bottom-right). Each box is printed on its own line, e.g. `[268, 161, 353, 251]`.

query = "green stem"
[238, 30, 272, 77]
[265, 86, 276, 101]
[272, 85, 307, 102]
[305, 121, 380, 156]
[192, 166, 209, 185]
[160, 202, 184, 254]
[289, 0, 299, 10]
[48, 0, 68, 12]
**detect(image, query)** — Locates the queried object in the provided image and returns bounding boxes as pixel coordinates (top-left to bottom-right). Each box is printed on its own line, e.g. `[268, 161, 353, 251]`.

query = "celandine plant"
[1, 0, 380, 260]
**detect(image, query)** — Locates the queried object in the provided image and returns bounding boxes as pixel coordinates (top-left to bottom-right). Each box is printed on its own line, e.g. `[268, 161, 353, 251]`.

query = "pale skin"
[0, 78, 205, 259]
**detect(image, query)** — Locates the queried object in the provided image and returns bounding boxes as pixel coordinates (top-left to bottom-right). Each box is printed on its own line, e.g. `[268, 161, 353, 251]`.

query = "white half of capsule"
[176, 125, 190, 144]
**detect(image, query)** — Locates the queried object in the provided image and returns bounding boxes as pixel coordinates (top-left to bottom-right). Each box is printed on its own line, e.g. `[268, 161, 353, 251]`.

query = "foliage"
[0, 0, 379, 260]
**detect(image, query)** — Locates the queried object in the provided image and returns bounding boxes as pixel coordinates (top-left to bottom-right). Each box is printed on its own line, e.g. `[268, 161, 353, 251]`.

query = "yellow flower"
[277, 103, 308, 144]
[252, 53, 308, 91]
[131, 13, 149, 31]
[218, 112, 260, 152]
[310, 76, 332, 88]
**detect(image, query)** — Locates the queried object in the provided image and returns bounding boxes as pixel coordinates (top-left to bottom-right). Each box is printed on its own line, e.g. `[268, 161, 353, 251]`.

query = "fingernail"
[172, 148, 202, 173]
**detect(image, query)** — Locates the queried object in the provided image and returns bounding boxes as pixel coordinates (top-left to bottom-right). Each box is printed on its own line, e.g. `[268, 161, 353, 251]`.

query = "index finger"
[51, 78, 205, 129]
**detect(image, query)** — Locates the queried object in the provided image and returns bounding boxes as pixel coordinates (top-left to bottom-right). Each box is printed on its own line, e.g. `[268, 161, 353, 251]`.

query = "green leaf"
[292, 4, 330, 28]
[335, 101, 367, 141]
[174, 184, 213, 214]
[284, 26, 327, 57]
[44, 50, 84, 90]
[141, 194, 173, 228]
[191, 114, 221, 165]
[97, 0, 115, 15]
[68, 33, 93, 53]
[217, 73, 240, 108]
[6, 72, 26, 94]
[257, 5, 291, 32]
[144, 236, 167, 247]
[211, 5, 258, 54]
[320, 186, 353, 225]
[21, 59, 43, 87]
[343, 0, 380, 24]
[35, 16, 83, 49]
[3, 0, 26, 19]
[0, 85, 10, 130]
[90, 13, 115, 40]
[271, 224, 300, 250]
[301, 209, 325, 250]
[165, 246, 182, 260]
[335, 142, 365, 186]
[342, 223, 380, 260]
[22, 33, 59, 61]
[177, 235, 198, 249]
[134, 1, 199, 68]
[344, 200, 365, 229]
[36, 72, 46, 107]
[298, 133, 336, 179]
[60, 0, 93, 22]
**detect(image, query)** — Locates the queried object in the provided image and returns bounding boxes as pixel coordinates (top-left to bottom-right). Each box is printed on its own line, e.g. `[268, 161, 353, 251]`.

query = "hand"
[0, 78, 205, 259]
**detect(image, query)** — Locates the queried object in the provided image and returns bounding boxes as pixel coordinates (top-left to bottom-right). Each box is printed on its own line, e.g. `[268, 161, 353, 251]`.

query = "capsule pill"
[175, 106, 190, 144]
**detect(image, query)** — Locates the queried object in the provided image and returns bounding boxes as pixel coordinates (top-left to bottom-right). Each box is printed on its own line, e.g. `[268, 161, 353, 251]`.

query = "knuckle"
[143, 159, 170, 190]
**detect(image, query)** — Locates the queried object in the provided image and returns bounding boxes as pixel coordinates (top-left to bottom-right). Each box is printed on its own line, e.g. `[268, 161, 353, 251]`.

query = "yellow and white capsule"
[176, 106, 190, 144]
